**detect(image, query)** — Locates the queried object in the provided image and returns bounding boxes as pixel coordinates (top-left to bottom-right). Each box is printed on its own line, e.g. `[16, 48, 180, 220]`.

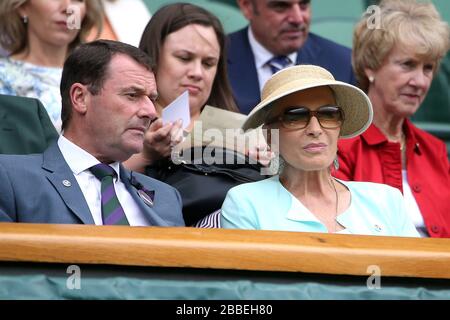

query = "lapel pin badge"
[138, 189, 154, 207]
[62, 180, 72, 187]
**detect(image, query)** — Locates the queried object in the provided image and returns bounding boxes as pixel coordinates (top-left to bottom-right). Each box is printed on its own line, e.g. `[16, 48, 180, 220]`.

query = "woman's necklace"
[400, 132, 406, 151]
[400, 132, 407, 168]
[330, 178, 339, 233]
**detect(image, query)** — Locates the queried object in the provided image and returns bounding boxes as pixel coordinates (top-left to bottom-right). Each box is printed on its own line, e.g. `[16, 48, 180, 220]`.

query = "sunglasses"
[267, 105, 344, 130]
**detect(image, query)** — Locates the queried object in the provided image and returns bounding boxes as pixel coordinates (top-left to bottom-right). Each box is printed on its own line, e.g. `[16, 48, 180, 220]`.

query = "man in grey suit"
[0, 40, 185, 226]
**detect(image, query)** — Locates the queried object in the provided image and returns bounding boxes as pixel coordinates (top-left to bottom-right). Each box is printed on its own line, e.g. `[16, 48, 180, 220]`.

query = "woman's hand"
[142, 118, 184, 162]
[247, 144, 276, 167]
[123, 118, 183, 172]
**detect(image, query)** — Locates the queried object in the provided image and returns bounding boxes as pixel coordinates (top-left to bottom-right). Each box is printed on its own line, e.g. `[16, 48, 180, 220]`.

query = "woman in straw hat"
[336, 0, 450, 238]
[221, 65, 419, 236]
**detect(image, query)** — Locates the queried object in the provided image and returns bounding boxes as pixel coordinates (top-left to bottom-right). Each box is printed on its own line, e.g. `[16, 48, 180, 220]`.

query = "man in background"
[227, 0, 355, 114]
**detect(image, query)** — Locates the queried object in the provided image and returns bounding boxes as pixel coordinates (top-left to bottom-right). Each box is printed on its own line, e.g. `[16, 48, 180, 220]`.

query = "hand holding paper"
[161, 90, 191, 130]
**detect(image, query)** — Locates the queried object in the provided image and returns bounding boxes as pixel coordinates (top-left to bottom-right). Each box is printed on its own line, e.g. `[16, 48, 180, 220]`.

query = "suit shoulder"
[0, 153, 43, 168]
[226, 27, 249, 57]
[308, 33, 352, 53]
[227, 27, 247, 41]
[0, 94, 41, 106]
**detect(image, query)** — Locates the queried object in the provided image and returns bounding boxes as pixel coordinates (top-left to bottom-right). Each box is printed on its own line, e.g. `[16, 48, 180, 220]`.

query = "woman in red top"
[335, 0, 450, 237]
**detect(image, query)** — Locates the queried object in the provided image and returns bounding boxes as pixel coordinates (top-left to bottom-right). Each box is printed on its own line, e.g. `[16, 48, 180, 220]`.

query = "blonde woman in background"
[335, 0, 450, 238]
[0, 0, 102, 132]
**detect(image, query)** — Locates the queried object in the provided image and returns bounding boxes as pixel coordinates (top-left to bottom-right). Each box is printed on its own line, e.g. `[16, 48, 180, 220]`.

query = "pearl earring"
[22, 16, 28, 24]
[368, 76, 374, 83]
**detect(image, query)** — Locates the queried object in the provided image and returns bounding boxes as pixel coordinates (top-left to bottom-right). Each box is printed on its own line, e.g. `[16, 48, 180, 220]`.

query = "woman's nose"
[305, 116, 323, 136]
[61, 0, 71, 10]
[409, 68, 431, 90]
[187, 60, 203, 80]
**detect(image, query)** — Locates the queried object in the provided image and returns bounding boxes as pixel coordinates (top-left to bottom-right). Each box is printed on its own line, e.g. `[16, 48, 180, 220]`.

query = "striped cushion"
[194, 209, 221, 228]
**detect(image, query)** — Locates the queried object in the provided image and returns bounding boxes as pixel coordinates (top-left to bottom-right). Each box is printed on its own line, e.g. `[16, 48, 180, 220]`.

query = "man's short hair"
[60, 40, 154, 131]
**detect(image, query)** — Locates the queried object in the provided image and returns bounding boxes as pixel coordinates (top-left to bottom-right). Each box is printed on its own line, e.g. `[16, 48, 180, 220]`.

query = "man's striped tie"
[268, 55, 291, 74]
[90, 163, 129, 225]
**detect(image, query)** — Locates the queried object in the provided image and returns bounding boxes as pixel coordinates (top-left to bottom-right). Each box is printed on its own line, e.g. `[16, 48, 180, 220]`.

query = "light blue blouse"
[221, 176, 420, 237]
[0, 57, 62, 132]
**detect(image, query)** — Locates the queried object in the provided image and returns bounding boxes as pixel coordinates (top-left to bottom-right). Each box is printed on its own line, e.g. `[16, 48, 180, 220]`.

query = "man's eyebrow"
[267, 0, 310, 5]
[120, 86, 146, 93]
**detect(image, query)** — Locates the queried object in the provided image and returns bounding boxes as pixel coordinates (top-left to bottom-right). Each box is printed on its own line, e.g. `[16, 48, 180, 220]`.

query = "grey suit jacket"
[0, 142, 185, 226]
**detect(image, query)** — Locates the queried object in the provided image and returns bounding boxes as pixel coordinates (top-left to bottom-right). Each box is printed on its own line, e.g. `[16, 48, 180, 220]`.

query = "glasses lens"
[316, 106, 343, 128]
[278, 106, 344, 130]
[281, 108, 310, 129]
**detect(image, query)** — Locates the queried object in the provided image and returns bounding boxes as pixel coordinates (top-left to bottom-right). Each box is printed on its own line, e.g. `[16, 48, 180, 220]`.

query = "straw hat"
[242, 65, 373, 138]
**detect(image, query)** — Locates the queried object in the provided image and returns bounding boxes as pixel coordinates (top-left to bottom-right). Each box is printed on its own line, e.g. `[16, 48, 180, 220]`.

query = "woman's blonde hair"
[0, 0, 103, 55]
[353, 0, 450, 92]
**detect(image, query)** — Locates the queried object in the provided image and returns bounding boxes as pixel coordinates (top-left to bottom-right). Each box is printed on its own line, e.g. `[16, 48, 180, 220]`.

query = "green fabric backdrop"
[1, 262, 450, 300]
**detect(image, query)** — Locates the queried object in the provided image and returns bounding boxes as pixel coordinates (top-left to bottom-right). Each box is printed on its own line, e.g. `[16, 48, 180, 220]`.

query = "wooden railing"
[1, 223, 450, 279]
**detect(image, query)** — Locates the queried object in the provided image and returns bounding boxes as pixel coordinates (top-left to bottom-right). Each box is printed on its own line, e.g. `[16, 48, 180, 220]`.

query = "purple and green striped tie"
[90, 163, 129, 225]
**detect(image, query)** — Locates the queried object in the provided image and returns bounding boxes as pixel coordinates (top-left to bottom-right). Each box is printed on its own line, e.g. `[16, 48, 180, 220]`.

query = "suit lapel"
[296, 34, 322, 65]
[120, 166, 170, 226]
[42, 143, 94, 224]
[227, 28, 261, 114]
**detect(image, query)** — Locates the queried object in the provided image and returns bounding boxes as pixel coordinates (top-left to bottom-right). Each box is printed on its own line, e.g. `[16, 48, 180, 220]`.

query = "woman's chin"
[287, 159, 333, 172]
[189, 97, 207, 113]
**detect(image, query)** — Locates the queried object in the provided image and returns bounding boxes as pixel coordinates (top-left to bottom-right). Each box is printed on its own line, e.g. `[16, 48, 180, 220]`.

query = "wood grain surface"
[1, 223, 449, 279]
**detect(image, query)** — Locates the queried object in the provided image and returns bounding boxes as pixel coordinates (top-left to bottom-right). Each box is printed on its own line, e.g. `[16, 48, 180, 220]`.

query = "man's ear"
[69, 83, 89, 115]
[237, 0, 256, 20]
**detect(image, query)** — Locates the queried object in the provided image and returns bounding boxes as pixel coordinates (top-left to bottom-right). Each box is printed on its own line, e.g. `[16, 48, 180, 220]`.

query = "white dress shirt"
[247, 27, 297, 92]
[402, 170, 427, 237]
[58, 136, 150, 226]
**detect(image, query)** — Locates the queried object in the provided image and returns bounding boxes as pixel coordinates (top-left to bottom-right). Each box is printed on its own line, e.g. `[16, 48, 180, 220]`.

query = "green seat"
[0, 94, 58, 154]
[412, 52, 450, 124]
[310, 0, 367, 47]
[411, 52, 450, 159]
[142, 0, 247, 33]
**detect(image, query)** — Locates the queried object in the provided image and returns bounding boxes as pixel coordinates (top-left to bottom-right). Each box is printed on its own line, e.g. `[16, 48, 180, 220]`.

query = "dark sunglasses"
[267, 105, 344, 130]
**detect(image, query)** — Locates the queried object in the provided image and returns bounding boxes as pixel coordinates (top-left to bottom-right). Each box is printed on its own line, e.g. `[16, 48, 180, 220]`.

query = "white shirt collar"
[247, 27, 298, 68]
[58, 135, 121, 179]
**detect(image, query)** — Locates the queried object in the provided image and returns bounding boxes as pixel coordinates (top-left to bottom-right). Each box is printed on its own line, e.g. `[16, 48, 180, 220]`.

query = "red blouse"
[335, 120, 450, 238]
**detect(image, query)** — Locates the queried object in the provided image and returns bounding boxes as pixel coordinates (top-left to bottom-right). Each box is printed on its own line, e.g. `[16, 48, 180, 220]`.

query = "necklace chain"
[400, 132, 406, 151]
[330, 178, 339, 233]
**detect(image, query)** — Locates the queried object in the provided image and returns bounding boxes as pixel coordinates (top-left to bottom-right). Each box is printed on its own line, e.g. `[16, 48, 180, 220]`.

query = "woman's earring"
[22, 16, 28, 24]
[333, 156, 339, 171]
[368, 76, 374, 83]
